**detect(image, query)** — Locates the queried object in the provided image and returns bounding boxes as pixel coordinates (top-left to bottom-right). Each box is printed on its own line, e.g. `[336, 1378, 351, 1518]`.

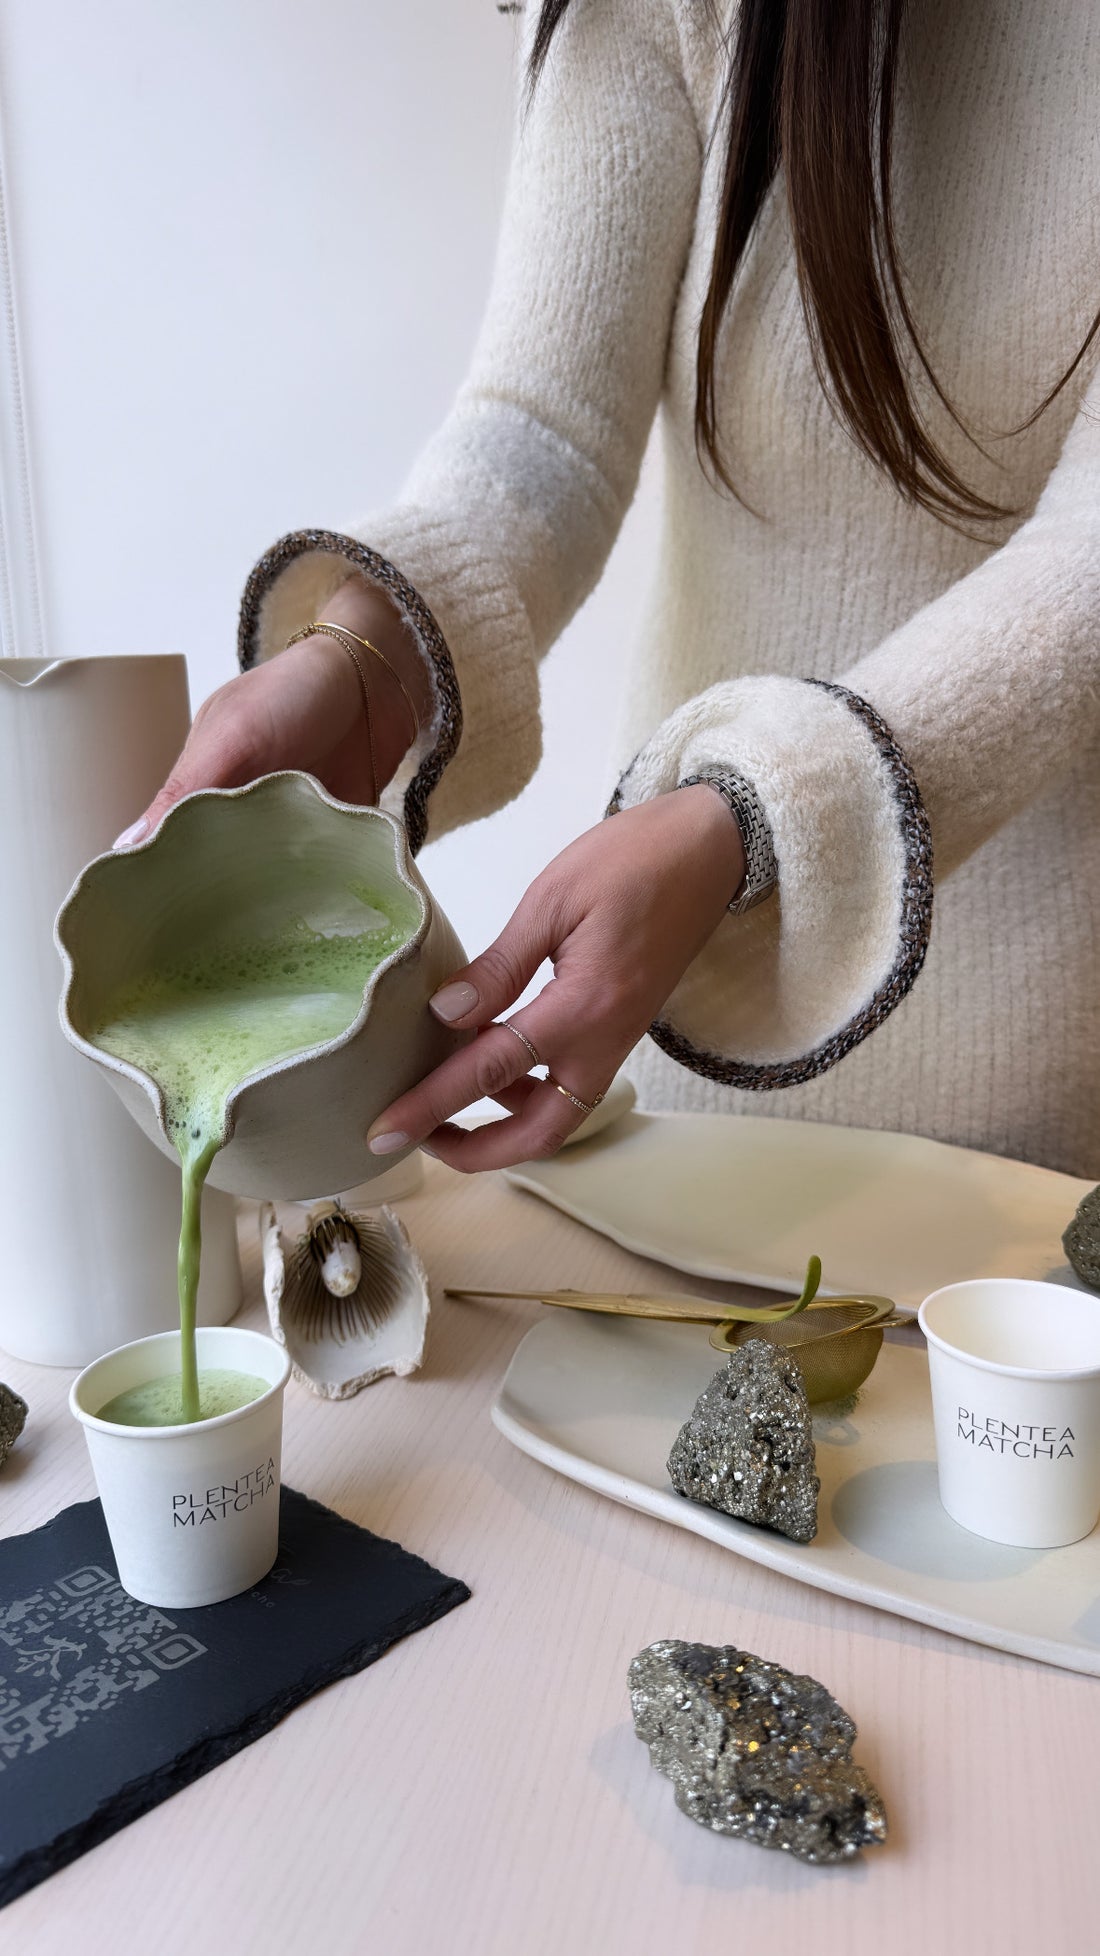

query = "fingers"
[112, 772, 224, 852]
[374, 786, 742, 1177]
[425, 891, 563, 1031]
[367, 820, 670, 1173]
[365, 894, 561, 1148]
[112, 678, 269, 849]
[367, 1017, 551, 1157]
[367, 975, 614, 1172]
[420, 1072, 593, 1173]
[111, 635, 368, 849]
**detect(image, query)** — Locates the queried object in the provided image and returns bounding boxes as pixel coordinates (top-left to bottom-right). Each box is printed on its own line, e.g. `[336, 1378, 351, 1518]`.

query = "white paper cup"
[70, 1325, 291, 1607]
[918, 1279, 1100, 1548]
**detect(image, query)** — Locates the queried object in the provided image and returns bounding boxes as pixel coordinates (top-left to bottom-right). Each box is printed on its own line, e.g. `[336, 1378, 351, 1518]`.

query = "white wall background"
[0, 0, 659, 962]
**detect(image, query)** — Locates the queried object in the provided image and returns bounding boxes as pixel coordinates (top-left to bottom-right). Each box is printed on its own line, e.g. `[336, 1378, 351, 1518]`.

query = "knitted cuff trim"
[238, 528, 462, 856]
[610, 679, 934, 1091]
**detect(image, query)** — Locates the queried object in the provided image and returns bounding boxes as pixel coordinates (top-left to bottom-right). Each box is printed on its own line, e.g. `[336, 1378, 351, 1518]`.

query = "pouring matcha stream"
[91, 910, 408, 1423]
[54, 775, 473, 1427]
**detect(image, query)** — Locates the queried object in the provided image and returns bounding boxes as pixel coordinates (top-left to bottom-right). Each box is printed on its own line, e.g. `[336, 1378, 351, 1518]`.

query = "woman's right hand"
[114, 577, 431, 847]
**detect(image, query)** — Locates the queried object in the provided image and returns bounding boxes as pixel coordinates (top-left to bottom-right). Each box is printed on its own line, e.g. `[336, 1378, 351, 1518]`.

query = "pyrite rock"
[629, 1640, 887, 1864]
[0, 1383, 27, 1469]
[1064, 1186, 1100, 1292]
[667, 1340, 819, 1542]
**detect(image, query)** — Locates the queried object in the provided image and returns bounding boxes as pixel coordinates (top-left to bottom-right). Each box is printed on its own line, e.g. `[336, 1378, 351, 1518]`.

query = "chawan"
[55, 771, 471, 1199]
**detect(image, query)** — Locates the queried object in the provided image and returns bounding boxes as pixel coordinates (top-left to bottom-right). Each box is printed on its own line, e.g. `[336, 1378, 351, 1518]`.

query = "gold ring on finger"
[545, 1074, 606, 1118]
[497, 1020, 542, 1070]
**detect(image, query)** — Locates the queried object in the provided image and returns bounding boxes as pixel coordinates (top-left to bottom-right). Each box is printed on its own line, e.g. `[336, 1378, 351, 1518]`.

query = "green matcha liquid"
[92, 906, 407, 1421]
[98, 1367, 270, 1427]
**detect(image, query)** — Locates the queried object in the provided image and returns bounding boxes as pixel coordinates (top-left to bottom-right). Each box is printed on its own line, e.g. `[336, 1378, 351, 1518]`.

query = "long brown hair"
[529, 0, 1100, 525]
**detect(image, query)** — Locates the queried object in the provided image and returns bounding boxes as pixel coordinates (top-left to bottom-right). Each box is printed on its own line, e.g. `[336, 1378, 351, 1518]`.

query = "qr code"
[0, 1566, 207, 1768]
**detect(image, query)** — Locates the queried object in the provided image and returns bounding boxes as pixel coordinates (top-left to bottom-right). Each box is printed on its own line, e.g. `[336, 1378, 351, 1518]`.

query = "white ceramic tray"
[492, 1313, 1100, 1675]
[505, 1113, 1092, 1311]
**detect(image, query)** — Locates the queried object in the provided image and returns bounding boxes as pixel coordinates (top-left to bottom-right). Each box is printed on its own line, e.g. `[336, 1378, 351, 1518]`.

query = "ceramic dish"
[56, 772, 471, 1199]
[504, 1112, 1092, 1312]
[492, 1311, 1100, 1675]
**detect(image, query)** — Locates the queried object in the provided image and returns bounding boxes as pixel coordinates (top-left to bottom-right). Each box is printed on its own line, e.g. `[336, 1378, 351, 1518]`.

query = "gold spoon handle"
[445, 1287, 734, 1323]
[444, 1262, 901, 1332]
[444, 1275, 825, 1327]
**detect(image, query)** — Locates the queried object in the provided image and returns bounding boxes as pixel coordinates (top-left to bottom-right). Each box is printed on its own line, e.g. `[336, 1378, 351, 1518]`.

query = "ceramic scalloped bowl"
[55, 771, 471, 1200]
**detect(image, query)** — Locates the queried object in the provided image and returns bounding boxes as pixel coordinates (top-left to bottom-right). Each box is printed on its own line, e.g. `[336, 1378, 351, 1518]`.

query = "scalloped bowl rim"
[54, 771, 431, 1151]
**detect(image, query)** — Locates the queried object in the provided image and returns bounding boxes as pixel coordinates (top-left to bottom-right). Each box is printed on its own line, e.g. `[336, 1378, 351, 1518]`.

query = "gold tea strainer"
[708, 1295, 898, 1403]
[447, 1257, 905, 1404]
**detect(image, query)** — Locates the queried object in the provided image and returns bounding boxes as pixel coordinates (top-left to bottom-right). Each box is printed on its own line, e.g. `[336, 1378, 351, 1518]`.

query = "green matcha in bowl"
[71, 1325, 291, 1607]
[55, 771, 470, 1204]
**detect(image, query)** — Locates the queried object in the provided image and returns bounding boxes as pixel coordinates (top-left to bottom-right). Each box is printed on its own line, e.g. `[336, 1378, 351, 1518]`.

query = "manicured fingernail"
[419, 1144, 439, 1160]
[429, 980, 479, 1023]
[112, 817, 149, 849]
[368, 1129, 409, 1156]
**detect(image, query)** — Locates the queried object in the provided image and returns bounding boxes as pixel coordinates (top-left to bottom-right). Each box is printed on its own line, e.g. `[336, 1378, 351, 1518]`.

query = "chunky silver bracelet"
[680, 766, 778, 916]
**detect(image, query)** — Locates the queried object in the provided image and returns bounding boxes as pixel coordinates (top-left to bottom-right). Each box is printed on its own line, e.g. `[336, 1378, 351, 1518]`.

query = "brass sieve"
[709, 1296, 896, 1403]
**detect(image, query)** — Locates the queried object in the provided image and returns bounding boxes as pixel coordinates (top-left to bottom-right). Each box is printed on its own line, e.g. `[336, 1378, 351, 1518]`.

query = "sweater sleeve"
[613, 359, 1100, 1087]
[238, 0, 702, 851]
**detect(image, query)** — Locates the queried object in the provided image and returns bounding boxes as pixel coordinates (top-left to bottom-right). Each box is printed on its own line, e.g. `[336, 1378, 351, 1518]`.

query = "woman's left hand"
[366, 786, 746, 1172]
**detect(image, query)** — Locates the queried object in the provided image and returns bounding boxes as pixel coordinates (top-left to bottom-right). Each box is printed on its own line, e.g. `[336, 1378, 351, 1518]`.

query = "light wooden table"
[3, 1160, 1097, 1955]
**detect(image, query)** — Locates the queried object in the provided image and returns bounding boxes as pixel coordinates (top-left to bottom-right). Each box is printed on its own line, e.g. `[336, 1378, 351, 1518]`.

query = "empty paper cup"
[70, 1326, 291, 1607]
[918, 1279, 1100, 1549]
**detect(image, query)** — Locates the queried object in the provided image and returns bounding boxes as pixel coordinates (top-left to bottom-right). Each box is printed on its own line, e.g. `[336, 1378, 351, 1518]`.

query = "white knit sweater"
[241, 0, 1100, 1178]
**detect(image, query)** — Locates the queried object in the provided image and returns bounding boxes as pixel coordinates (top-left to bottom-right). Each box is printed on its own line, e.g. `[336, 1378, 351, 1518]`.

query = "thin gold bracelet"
[285, 623, 378, 801]
[285, 619, 421, 750]
[320, 621, 421, 750]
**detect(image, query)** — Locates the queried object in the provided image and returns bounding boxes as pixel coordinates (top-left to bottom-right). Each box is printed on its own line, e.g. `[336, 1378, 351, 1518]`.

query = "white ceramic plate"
[504, 1113, 1093, 1312]
[493, 1313, 1100, 1675]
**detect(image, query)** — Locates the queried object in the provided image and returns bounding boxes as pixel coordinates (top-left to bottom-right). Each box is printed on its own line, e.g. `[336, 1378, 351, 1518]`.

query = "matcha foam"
[91, 901, 408, 1422]
[94, 913, 408, 1147]
[98, 1367, 270, 1428]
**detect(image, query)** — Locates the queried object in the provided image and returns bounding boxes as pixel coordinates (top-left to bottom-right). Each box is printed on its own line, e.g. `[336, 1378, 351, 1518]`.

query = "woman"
[121, 0, 1100, 1178]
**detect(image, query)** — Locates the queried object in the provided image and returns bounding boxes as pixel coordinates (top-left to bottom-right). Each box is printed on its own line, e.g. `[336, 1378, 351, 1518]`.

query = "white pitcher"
[0, 655, 241, 1365]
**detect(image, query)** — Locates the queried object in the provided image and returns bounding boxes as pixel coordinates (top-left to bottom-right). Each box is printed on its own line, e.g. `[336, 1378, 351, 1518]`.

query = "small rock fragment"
[667, 1339, 819, 1542]
[0, 1383, 27, 1468]
[1064, 1186, 1100, 1292]
[629, 1640, 888, 1864]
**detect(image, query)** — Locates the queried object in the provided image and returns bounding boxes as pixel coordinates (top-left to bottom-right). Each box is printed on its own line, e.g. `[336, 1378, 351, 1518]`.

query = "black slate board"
[0, 1486, 470, 1908]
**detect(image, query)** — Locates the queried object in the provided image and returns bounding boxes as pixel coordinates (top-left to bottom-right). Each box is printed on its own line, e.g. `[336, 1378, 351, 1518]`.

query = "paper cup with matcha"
[71, 1325, 291, 1607]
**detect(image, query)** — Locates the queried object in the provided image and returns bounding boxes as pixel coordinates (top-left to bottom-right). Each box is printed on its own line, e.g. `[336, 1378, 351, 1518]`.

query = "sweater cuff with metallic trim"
[238, 527, 463, 856]
[608, 676, 933, 1089]
[239, 507, 544, 852]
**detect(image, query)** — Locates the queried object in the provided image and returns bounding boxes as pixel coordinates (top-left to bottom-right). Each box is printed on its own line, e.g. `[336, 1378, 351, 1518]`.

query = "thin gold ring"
[498, 1021, 542, 1070]
[545, 1074, 606, 1118]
